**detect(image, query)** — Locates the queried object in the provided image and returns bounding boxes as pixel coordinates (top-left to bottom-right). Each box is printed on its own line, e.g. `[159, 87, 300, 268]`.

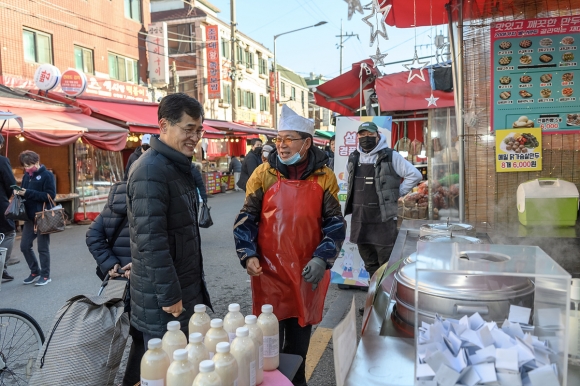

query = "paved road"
[0, 191, 367, 385]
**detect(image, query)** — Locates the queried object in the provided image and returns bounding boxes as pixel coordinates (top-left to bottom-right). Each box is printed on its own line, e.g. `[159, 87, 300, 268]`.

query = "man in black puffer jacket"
[126, 93, 212, 344]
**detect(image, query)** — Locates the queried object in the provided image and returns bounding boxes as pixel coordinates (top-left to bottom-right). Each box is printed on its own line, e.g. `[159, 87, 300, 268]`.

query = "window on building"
[167, 24, 194, 54]
[237, 88, 242, 107]
[22, 28, 52, 64]
[301, 91, 305, 109]
[108, 53, 139, 83]
[250, 92, 256, 109]
[74, 46, 94, 74]
[245, 51, 254, 69]
[260, 95, 269, 112]
[281, 82, 285, 97]
[223, 83, 231, 104]
[124, 0, 141, 22]
[291, 87, 296, 101]
[236, 46, 244, 64]
[221, 38, 230, 59]
[259, 57, 267, 75]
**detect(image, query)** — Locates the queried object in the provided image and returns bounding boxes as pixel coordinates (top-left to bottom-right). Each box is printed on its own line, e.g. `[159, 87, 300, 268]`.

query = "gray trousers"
[2, 231, 15, 269]
[21, 220, 51, 277]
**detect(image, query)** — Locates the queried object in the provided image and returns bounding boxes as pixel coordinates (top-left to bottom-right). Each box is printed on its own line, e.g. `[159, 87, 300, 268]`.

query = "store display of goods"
[519, 90, 533, 98]
[566, 113, 580, 126]
[562, 36, 575, 45]
[539, 73, 552, 83]
[519, 55, 533, 65]
[520, 75, 532, 83]
[141, 338, 171, 386]
[189, 304, 212, 337]
[163, 321, 188, 363]
[167, 349, 196, 386]
[418, 220, 475, 237]
[213, 342, 239, 386]
[563, 87, 574, 97]
[230, 327, 257, 386]
[186, 333, 210, 379]
[512, 116, 534, 128]
[245, 315, 264, 385]
[502, 133, 539, 153]
[539, 54, 553, 63]
[258, 305, 279, 371]
[499, 76, 511, 84]
[192, 360, 222, 386]
[398, 181, 460, 213]
[519, 39, 532, 48]
[499, 91, 511, 100]
[540, 88, 552, 98]
[499, 41, 512, 50]
[204, 319, 230, 359]
[562, 72, 574, 81]
[499, 56, 512, 65]
[562, 52, 575, 62]
[223, 303, 245, 343]
[540, 38, 553, 46]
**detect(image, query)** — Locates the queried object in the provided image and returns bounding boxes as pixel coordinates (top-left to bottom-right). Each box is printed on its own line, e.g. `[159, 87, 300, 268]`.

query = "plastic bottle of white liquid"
[244, 315, 263, 385]
[166, 349, 196, 386]
[162, 321, 188, 363]
[224, 303, 245, 343]
[189, 304, 211, 337]
[230, 327, 256, 386]
[141, 338, 170, 386]
[212, 341, 239, 386]
[186, 332, 210, 379]
[569, 278, 580, 358]
[192, 360, 223, 386]
[204, 319, 230, 359]
[257, 304, 279, 370]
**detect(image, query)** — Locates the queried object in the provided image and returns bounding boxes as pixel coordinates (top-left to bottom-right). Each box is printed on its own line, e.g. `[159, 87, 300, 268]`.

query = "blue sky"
[207, 0, 446, 79]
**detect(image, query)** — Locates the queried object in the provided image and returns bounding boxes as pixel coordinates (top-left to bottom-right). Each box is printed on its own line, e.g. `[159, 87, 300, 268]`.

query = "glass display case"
[75, 141, 124, 214]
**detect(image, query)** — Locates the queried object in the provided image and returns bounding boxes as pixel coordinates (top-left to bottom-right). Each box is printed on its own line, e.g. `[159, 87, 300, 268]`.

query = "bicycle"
[0, 309, 45, 386]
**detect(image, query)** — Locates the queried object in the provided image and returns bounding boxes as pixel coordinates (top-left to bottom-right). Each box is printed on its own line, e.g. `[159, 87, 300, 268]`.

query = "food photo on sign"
[495, 127, 543, 173]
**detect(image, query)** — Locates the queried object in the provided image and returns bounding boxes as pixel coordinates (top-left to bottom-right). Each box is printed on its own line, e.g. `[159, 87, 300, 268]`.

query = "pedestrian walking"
[233, 105, 346, 386]
[85, 181, 144, 386]
[126, 93, 212, 345]
[124, 134, 151, 180]
[16, 150, 56, 286]
[0, 135, 17, 282]
[228, 155, 242, 192]
[325, 135, 335, 171]
[261, 143, 274, 163]
[236, 138, 263, 191]
[344, 122, 422, 283]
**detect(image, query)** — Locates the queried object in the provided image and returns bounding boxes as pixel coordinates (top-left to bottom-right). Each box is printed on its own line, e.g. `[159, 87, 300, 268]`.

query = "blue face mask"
[277, 140, 306, 165]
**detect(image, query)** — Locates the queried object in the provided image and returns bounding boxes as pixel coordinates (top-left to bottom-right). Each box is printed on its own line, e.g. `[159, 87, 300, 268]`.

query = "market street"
[0, 191, 366, 385]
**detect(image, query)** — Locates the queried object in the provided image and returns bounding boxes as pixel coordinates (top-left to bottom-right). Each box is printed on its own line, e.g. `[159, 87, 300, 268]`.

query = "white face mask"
[277, 140, 306, 165]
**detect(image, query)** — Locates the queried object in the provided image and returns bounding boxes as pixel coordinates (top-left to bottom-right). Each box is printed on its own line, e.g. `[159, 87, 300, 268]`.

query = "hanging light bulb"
[230, 138, 235, 142]
[17, 134, 25, 142]
[139, 134, 143, 140]
[235, 138, 239, 142]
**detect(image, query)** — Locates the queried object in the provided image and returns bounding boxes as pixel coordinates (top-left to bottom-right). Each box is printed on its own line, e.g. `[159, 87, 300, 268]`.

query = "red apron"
[252, 173, 330, 327]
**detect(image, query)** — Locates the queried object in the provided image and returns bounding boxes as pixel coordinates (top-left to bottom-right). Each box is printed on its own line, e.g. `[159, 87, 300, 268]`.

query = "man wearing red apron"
[234, 105, 346, 386]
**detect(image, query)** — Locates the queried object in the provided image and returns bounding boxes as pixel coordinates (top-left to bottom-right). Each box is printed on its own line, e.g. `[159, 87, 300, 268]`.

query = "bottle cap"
[167, 321, 180, 331]
[189, 332, 203, 343]
[245, 315, 257, 325]
[199, 359, 215, 373]
[261, 304, 273, 314]
[148, 338, 162, 349]
[194, 304, 206, 313]
[210, 318, 223, 328]
[173, 349, 188, 361]
[236, 327, 249, 337]
[228, 303, 241, 312]
[216, 342, 231, 353]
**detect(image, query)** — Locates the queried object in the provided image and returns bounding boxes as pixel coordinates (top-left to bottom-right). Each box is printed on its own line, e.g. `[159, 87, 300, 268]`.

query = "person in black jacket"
[124, 134, 151, 180]
[236, 138, 263, 191]
[0, 136, 17, 282]
[126, 93, 212, 344]
[85, 181, 144, 386]
[228, 156, 242, 192]
[15, 151, 56, 286]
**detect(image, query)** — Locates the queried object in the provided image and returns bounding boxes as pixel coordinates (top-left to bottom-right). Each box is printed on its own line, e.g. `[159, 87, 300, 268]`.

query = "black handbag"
[5, 195, 29, 221]
[199, 201, 213, 228]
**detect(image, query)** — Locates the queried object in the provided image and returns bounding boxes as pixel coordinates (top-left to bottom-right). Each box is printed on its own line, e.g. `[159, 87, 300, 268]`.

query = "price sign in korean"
[495, 128, 542, 172]
[491, 16, 580, 134]
[205, 25, 221, 99]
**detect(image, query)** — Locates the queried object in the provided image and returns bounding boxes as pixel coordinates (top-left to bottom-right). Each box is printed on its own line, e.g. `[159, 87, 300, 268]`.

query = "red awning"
[375, 70, 454, 111]
[79, 98, 159, 132]
[382, 0, 483, 28]
[205, 119, 277, 136]
[0, 98, 128, 151]
[312, 59, 379, 116]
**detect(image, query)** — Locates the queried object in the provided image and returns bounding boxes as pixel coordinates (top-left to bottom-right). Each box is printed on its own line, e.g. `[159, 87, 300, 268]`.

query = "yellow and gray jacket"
[233, 146, 346, 268]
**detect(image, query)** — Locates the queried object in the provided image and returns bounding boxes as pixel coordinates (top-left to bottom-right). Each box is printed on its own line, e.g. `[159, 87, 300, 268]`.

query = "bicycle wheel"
[0, 309, 45, 386]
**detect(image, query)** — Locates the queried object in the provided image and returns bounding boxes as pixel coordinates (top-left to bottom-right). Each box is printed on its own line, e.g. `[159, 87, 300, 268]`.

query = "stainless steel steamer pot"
[403, 234, 482, 265]
[419, 222, 476, 237]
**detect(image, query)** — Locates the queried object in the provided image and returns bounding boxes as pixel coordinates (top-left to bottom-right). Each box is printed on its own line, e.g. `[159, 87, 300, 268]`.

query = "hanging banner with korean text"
[495, 128, 542, 172]
[491, 16, 580, 134]
[205, 25, 221, 99]
[331, 116, 392, 287]
[147, 22, 169, 87]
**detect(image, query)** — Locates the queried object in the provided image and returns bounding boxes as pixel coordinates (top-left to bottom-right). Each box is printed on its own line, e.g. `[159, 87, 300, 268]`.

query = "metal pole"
[273, 37, 278, 130]
[339, 19, 343, 75]
[230, 0, 237, 122]
[457, 0, 466, 222]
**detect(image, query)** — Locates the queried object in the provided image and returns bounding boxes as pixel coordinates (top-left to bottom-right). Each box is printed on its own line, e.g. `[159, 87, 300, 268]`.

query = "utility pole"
[230, 0, 237, 122]
[335, 20, 358, 75]
[171, 62, 179, 93]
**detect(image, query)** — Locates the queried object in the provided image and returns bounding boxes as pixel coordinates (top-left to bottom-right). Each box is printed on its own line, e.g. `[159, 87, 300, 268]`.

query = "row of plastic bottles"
[141, 304, 279, 386]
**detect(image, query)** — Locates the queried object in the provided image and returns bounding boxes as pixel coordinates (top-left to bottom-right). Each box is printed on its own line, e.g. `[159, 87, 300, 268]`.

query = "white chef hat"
[141, 134, 151, 145]
[278, 105, 314, 135]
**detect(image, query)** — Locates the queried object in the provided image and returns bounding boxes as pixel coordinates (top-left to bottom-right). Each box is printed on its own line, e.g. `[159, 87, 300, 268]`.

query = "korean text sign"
[495, 128, 543, 172]
[205, 25, 221, 99]
[147, 22, 169, 87]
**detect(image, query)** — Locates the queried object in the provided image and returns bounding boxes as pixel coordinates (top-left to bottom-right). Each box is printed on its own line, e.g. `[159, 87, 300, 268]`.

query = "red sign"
[60, 69, 87, 97]
[84, 76, 149, 101]
[269, 70, 276, 108]
[205, 25, 221, 99]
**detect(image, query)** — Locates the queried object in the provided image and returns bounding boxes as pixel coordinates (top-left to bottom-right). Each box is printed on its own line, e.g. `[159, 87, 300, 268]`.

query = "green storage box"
[517, 178, 579, 227]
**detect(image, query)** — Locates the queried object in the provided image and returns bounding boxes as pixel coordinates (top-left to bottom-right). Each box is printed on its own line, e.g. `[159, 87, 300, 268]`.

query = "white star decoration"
[361, 1, 390, 46]
[425, 93, 439, 107]
[344, 0, 364, 20]
[369, 46, 388, 68]
[403, 50, 429, 82]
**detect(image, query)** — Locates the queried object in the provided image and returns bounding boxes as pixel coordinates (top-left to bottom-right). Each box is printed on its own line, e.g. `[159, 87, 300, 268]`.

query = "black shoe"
[23, 274, 40, 284]
[359, 306, 365, 316]
[2, 270, 14, 282]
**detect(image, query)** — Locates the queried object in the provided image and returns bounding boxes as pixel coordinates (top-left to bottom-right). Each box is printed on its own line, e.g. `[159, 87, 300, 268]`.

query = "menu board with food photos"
[491, 16, 580, 134]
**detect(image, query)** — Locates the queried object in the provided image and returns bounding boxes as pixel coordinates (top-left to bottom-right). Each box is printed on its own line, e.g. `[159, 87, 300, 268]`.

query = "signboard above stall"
[491, 16, 580, 134]
[33, 64, 61, 91]
[60, 69, 87, 97]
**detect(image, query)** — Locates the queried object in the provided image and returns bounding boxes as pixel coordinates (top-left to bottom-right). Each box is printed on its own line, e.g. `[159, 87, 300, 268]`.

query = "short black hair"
[330, 135, 335, 141]
[251, 138, 263, 146]
[297, 132, 313, 141]
[158, 93, 204, 124]
[19, 150, 40, 166]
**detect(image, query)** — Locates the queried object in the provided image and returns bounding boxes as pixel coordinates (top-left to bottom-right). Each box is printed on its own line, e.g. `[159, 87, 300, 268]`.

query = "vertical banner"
[147, 22, 169, 87]
[205, 25, 221, 99]
[495, 128, 542, 172]
[331, 116, 392, 287]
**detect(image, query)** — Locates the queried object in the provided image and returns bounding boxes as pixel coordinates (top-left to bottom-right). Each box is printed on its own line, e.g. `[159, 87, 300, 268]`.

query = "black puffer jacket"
[0, 156, 16, 234]
[124, 146, 146, 180]
[127, 135, 212, 335]
[86, 182, 131, 277]
[21, 165, 56, 220]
